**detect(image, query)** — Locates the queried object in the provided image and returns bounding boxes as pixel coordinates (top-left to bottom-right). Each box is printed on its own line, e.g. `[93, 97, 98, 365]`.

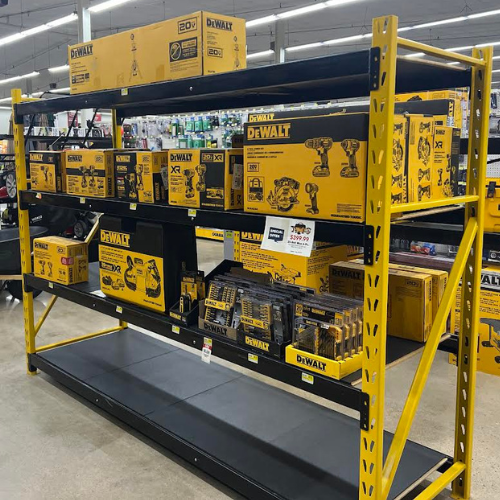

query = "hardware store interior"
[2, 0, 500, 499]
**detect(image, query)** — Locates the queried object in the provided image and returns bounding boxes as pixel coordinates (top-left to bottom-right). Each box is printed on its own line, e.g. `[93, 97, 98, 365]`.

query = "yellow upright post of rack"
[11, 88, 37, 374]
[453, 46, 493, 500]
[359, 15, 398, 500]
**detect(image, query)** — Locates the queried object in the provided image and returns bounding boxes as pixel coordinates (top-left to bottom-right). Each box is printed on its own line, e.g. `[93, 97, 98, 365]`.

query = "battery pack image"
[29, 151, 66, 193]
[99, 215, 197, 312]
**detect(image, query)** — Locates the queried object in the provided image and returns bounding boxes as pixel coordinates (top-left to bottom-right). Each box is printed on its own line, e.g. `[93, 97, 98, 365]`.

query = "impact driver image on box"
[244, 113, 369, 222]
[114, 151, 168, 203]
[65, 149, 114, 198]
[29, 151, 66, 193]
[391, 115, 408, 205]
[168, 149, 243, 209]
[434, 126, 460, 199]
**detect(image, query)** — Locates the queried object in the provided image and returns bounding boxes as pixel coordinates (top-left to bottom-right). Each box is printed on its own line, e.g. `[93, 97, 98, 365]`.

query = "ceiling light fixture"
[88, 0, 135, 13]
[48, 64, 70, 73]
[0, 72, 39, 86]
[246, 49, 275, 60]
[49, 87, 71, 93]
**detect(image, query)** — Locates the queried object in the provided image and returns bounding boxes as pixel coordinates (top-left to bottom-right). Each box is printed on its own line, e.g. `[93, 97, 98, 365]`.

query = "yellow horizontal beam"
[34, 295, 58, 336]
[36, 325, 124, 353]
[391, 195, 479, 214]
[398, 37, 487, 67]
[414, 462, 466, 500]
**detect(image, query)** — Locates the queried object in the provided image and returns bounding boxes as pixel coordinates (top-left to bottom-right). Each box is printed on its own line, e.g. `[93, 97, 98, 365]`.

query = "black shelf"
[14, 51, 471, 120]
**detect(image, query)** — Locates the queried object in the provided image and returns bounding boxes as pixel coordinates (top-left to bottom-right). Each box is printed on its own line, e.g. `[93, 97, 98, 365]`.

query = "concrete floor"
[1, 239, 499, 499]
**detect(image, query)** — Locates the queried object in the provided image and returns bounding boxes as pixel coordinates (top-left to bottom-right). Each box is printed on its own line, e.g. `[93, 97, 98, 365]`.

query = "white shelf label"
[79, 197, 86, 204]
[48, 282, 54, 289]
[130, 203, 137, 211]
[261, 216, 315, 257]
[188, 209, 197, 218]
[172, 325, 180, 334]
[91, 290, 106, 298]
[302, 372, 314, 385]
[121, 88, 129, 96]
[35, 192, 42, 199]
[201, 337, 212, 364]
[248, 353, 258, 364]
[116, 306, 123, 314]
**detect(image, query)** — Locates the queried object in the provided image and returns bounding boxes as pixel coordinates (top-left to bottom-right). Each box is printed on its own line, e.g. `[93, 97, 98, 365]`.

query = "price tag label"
[91, 290, 106, 298]
[172, 325, 180, 334]
[248, 353, 258, 364]
[35, 192, 42, 199]
[302, 372, 314, 385]
[121, 88, 129, 96]
[261, 216, 315, 257]
[130, 203, 137, 211]
[48, 282, 54, 289]
[79, 197, 86, 204]
[201, 337, 212, 364]
[188, 209, 197, 218]
[116, 306, 123, 314]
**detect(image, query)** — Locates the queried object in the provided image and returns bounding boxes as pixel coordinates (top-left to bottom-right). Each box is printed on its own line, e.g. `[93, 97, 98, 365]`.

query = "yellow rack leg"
[359, 15, 398, 500]
[452, 47, 493, 500]
[12, 89, 37, 375]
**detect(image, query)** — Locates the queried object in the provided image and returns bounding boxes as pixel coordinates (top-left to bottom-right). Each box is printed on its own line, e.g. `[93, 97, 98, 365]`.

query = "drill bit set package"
[65, 149, 115, 198]
[285, 294, 363, 379]
[114, 150, 168, 203]
[168, 149, 243, 210]
[99, 215, 197, 313]
[29, 151, 66, 193]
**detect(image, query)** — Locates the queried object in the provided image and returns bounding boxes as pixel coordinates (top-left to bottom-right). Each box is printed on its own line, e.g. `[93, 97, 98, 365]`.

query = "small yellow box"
[69, 11, 246, 94]
[33, 236, 88, 285]
[168, 149, 243, 210]
[29, 151, 66, 193]
[64, 149, 114, 198]
[114, 150, 168, 203]
[485, 178, 500, 232]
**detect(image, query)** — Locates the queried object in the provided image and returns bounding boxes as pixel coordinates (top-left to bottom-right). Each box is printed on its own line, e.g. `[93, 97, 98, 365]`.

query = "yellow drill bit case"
[114, 150, 168, 203]
[64, 149, 115, 198]
[29, 151, 66, 193]
[33, 236, 88, 285]
[168, 149, 243, 210]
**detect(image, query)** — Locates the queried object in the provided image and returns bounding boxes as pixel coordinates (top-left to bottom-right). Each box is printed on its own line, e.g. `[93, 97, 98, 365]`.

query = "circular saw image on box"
[267, 177, 300, 212]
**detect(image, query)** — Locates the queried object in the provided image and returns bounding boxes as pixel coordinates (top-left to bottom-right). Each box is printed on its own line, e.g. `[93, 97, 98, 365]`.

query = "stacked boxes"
[29, 151, 66, 193]
[114, 150, 168, 203]
[34, 236, 88, 285]
[168, 149, 243, 209]
[69, 11, 246, 94]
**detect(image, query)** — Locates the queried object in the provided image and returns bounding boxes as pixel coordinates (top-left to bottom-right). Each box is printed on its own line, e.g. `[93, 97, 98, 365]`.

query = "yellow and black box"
[29, 151, 66, 193]
[330, 261, 433, 342]
[244, 113, 369, 222]
[168, 149, 243, 210]
[236, 231, 348, 292]
[433, 126, 460, 199]
[391, 115, 408, 205]
[33, 236, 88, 285]
[114, 150, 168, 203]
[99, 215, 197, 313]
[485, 178, 500, 232]
[407, 115, 435, 204]
[65, 149, 114, 198]
[69, 11, 246, 94]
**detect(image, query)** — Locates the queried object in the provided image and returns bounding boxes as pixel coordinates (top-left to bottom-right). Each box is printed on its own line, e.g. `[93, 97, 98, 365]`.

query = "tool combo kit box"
[29, 151, 66, 193]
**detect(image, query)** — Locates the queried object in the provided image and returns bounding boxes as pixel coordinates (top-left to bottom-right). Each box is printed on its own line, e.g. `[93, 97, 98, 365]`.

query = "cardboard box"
[391, 115, 408, 205]
[65, 149, 114, 198]
[244, 113, 370, 222]
[99, 216, 197, 312]
[237, 231, 347, 292]
[330, 261, 433, 342]
[168, 149, 243, 209]
[114, 150, 168, 203]
[34, 236, 88, 285]
[69, 11, 246, 94]
[484, 178, 500, 233]
[29, 151, 66, 193]
[434, 126, 460, 199]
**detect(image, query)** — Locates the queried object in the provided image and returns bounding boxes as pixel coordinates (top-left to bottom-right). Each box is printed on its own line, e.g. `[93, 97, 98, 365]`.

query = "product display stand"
[12, 15, 493, 500]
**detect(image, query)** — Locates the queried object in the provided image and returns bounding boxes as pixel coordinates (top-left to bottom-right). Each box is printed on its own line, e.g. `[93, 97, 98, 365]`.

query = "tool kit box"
[29, 151, 66, 193]
[99, 215, 197, 313]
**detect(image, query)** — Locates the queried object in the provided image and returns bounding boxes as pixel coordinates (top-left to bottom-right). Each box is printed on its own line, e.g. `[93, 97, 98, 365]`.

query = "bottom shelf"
[31, 328, 450, 500]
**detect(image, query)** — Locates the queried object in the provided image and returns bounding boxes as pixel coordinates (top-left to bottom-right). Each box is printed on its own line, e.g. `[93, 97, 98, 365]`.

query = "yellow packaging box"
[484, 178, 500, 232]
[434, 126, 460, 199]
[114, 150, 168, 203]
[391, 114, 408, 205]
[429, 89, 468, 129]
[69, 11, 246, 94]
[330, 261, 433, 342]
[29, 151, 66, 193]
[64, 149, 114, 198]
[33, 236, 88, 285]
[168, 149, 243, 210]
[407, 115, 435, 203]
[236, 232, 348, 292]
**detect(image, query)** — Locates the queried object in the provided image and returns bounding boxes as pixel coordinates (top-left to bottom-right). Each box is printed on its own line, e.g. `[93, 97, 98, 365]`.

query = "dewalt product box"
[69, 11, 246, 94]
[34, 236, 88, 285]
[168, 149, 243, 209]
[407, 115, 435, 203]
[244, 113, 369, 222]
[236, 231, 348, 292]
[29, 151, 66, 193]
[330, 261, 433, 342]
[65, 149, 114, 198]
[99, 216, 197, 312]
[391, 115, 408, 205]
[434, 126, 460, 199]
[485, 178, 500, 232]
[114, 150, 168, 203]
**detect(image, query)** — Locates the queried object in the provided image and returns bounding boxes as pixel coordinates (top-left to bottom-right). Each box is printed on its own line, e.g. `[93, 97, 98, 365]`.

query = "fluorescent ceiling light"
[286, 42, 324, 53]
[493, 69, 500, 73]
[412, 16, 467, 29]
[0, 33, 25, 47]
[446, 45, 474, 52]
[0, 71, 39, 86]
[476, 41, 500, 48]
[22, 25, 51, 37]
[247, 49, 274, 60]
[246, 15, 278, 28]
[49, 87, 71, 93]
[277, 3, 328, 20]
[49, 64, 70, 73]
[324, 33, 371, 46]
[0, 106, 12, 110]
[89, 0, 135, 13]
[404, 52, 425, 58]
[31, 91, 44, 97]
[0, 97, 12, 103]
[47, 13, 78, 28]
[468, 9, 500, 19]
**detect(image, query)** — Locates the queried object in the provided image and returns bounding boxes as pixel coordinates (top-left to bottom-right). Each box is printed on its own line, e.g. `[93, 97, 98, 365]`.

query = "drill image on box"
[79, 165, 97, 189]
[305, 137, 332, 177]
[184, 168, 196, 198]
[340, 139, 360, 178]
[480, 319, 500, 364]
[267, 177, 300, 212]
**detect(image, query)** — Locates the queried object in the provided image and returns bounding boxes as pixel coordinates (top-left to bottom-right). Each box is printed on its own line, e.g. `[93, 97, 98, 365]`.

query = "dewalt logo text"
[245, 336, 269, 352]
[34, 242, 49, 250]
[241, 232, 262, 242]
[30, 154, 43, 161]
[206, 18, 233, 31]
[296, 354, 327, 372]
[116, 155, 131, 162]
[67, 155, 83, 162]
[248, 114, 275, 122]
[203, 322, 228, 335]
[247, 124, 291, 140]
[331, 268, 362, 280]
[101, 230, 130, 248]
[170, 153, 193, 162]
[71, 44, 93, 59]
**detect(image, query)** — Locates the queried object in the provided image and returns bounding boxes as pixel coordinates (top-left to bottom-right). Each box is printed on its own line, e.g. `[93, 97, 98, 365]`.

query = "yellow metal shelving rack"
[11, 14, 493, 500]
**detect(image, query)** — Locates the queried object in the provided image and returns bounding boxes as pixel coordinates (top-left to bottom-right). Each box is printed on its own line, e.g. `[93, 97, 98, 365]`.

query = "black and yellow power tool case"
[99, 215, 197, 313]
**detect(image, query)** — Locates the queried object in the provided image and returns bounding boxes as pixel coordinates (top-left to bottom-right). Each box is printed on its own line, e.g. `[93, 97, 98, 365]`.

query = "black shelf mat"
[36, 328, 448, 500]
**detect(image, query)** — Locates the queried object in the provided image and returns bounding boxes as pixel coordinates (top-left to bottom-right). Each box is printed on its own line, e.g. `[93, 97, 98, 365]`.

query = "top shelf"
[14, 51, 471, 119]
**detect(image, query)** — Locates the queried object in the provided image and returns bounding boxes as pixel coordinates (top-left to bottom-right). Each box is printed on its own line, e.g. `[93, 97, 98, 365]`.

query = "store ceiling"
[0, 0, 499, 100]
